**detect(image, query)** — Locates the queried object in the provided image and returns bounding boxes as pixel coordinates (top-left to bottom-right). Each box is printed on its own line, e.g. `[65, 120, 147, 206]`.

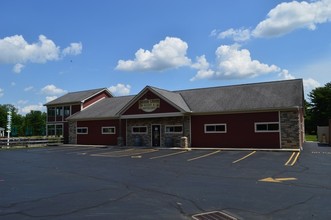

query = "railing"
[0, 137, 63, 148]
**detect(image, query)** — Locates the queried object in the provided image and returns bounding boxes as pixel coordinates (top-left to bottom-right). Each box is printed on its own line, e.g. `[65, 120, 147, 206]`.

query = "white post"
[7, 111, 12, 147]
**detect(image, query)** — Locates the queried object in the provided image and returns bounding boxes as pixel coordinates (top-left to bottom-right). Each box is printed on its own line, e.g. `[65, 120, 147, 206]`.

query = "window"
[47, 124, 55, 136]
[64, 106, 71, 117]
[56, 124, 63, 136]
[204, 124, 227, 133]
[102, 127, 116, 134]
[132, 126, 147, 134]
[165, 125, 183, 133]
[77, 127, 88, 134]
[56, 107, 63, 117]
[255, 122, 279, 132]
[48, 107, 55, 117]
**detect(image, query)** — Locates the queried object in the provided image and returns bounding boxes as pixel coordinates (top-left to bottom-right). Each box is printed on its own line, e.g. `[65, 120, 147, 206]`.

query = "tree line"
[0, 104, 46, 137]
[305, 82, 331, 134]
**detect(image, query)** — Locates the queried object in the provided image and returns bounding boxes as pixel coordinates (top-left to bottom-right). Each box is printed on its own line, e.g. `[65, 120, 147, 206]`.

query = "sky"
[1, 0, 331, 114]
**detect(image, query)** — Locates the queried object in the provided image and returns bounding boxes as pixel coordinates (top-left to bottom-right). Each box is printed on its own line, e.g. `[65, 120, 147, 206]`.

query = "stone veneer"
[126, 116, 190, 147]
[280, 111, 301, 149]
[68, 121, 77, 144]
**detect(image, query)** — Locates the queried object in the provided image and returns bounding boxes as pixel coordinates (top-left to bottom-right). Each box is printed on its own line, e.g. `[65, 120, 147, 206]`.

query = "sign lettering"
[139, 99, 160, 112]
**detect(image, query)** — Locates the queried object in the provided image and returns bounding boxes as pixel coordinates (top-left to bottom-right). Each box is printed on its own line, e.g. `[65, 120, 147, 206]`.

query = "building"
[45, 79, 305, 149]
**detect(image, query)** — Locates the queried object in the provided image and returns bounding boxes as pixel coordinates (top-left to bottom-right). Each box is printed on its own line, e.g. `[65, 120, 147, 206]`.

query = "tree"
[24, 110, 46, 136]
[306, 82, 331, 133]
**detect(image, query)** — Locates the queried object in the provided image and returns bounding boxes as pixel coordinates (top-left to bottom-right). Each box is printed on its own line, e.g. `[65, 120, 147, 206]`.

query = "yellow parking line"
[285, 152, 300, 166]
[232, 151, 256, 164]
[150, 151, 187, 159]
[187, 150, 221, 162]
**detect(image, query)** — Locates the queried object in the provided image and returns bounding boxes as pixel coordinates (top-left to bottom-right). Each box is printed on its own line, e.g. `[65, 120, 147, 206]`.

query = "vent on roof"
[192, 211, 238, 220]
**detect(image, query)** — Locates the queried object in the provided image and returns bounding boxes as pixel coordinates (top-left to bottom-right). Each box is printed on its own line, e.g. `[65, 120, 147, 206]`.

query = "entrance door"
[152, 125, 161, 147]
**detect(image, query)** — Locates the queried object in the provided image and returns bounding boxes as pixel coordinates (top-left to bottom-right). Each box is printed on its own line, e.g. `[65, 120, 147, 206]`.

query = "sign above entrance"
[139, 99, 160, 112]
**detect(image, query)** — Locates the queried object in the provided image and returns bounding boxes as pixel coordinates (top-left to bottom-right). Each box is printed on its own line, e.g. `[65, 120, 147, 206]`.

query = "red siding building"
[45, 79, 305, 149]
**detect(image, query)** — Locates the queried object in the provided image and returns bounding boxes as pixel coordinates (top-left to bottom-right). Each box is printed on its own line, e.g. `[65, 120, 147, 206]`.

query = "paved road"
[0, 142, 330, 219]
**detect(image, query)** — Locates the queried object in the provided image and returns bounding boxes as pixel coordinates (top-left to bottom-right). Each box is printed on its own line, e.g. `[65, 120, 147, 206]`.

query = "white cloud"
[62, 42, 83, 56]
[303, 78, 321, 92]
[116, 37, 191, 71]
[41, 84, 67, 95]
[253, 0, 331, 38]
[24, 86, 34, 92]
[46, 96, 58, 103]
[278, 69, 295, 80]
[0, 35, 82, 73]
[0, 88, 4, 97]
[19, 103, 45, 115]
[17, 100, 29, 105]
[13, 63, 25, 73]
[216, 28, 251, 42]
[108, 83, 131, 96]
[214, 0, 331, 42]
[191, 44, 280, 80]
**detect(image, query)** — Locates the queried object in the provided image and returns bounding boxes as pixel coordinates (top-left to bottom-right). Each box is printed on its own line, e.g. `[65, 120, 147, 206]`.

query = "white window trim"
[165, 125, 183, 134]
[102, 126, 116, 134]
[132, 126, 148, 134]
[254, 122, 280, 133]
[76, 127, 88, 135]
[204, 124, 227, 133]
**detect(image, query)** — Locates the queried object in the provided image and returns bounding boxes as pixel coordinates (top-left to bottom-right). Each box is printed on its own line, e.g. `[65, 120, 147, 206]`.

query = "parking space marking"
[232, 151, 256, 164]
[46, 146, 91, 152]
[285, 152, 300, 166]
[149, 151, 187, 159]
[91, 148, 158, 157]
[187, 150, 221, 162]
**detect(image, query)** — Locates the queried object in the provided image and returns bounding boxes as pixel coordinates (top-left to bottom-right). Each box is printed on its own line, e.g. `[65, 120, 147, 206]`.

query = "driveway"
[0, 142, 330, 219]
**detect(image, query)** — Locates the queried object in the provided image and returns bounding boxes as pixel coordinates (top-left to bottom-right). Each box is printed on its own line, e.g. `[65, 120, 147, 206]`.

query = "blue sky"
[1, 0, 331, 114]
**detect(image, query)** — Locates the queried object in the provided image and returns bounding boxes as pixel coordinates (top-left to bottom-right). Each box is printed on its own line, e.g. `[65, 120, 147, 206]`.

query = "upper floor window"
[64, 106, 71, 117]
[48, 107, 55, 117]
[56, 107, 63, 117]
[204, 124, 227, 133]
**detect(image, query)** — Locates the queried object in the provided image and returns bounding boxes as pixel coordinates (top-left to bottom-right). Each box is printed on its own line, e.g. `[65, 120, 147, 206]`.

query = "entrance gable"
[122, 90, 181, 115]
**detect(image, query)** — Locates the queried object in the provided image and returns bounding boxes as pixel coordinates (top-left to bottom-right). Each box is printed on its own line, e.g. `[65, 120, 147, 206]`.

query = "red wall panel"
[123, 91, 179, 115]
[77, 120, 121, 145]
[83, 91, 111, 109]
[191, 112, 280, 148]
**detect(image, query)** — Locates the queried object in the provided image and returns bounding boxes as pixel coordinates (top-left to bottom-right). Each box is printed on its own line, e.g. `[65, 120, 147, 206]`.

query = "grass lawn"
[305, 134, 317, 142]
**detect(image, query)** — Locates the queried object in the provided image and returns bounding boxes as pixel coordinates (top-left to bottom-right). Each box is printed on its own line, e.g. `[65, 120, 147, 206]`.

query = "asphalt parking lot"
[0, 142, 331, 220]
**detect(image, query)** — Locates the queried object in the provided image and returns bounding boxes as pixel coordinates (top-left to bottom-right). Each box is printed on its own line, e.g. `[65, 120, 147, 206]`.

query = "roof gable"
[119, 86, 190, 115]
[44, 88, 112, 106]
[67, 96, 134, 120]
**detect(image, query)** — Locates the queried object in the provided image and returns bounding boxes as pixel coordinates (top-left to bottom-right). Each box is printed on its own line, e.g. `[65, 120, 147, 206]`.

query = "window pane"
[256, 124, 267, 131]
[206, 126, 215, 132]
[268, 124, 279, 131]
[215, 125, 225, 132]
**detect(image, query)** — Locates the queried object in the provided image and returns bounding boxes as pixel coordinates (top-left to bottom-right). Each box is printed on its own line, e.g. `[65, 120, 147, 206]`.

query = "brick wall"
[126, 116, 190, 147]
[280, 111, 301, 149]
[68, 121, 77, 144]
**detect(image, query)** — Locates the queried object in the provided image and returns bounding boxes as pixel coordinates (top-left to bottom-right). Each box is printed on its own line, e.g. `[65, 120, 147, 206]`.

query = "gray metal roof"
[149, 86, 191, 112]
[67, 96, 134, 120]
[44, 88, 110, 106]
[178, 79, 304, 113]
[66, 79, 304, 120]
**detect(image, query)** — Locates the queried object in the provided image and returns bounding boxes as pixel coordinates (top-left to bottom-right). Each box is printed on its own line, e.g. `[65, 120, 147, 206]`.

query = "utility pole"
[7, 110, 12, 146]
